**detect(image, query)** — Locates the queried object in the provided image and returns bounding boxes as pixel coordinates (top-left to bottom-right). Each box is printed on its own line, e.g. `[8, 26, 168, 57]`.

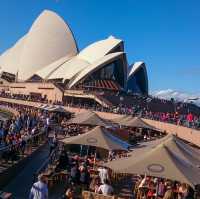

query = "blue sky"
[0, 0, 200, 93]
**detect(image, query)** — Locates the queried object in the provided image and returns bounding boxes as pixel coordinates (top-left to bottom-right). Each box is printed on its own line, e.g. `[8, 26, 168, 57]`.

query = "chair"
[82, 191, 117, 199]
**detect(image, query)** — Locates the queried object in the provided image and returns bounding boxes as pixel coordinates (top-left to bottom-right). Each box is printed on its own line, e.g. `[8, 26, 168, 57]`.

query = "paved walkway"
[3, 144, 49, 199]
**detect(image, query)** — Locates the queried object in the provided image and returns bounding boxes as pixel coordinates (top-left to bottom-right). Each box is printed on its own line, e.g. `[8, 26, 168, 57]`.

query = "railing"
[0, 131, 47, 165]
[33, 143, 60, 182]
[0, 105, 18, 116]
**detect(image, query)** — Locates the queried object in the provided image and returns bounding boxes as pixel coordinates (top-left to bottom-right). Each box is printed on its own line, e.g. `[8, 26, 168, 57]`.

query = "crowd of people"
[0, 91, 200, 130]
[0, 102, 55, 163]
[30, 149, 115, 199]
[134, 174, 194, 199]
[0, 92, 199, 199]
[30, 145, 197, 199]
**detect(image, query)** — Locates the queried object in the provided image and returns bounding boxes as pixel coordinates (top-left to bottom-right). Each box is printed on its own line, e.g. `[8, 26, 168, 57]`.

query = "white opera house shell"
[0, 10, 148, 98]
[127, 62, 148, 95]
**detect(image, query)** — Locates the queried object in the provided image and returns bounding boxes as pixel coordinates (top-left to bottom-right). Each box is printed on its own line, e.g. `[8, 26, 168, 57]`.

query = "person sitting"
[83, 156, 90, 167]
[63, 188, 74, 199]
[89, 177, 101, 193]
[56, 150, 69, 171]
[163, 182, 175, 199]
[98, 179, 114, 196]
[70, 164, 80, 184]
[156, 179, 165, 198]
[178, 183, 188, 199]
[79, 166, 90, 189]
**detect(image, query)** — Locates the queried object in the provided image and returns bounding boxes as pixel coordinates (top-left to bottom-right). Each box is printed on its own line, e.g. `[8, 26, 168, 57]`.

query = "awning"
[67, 110, 111, 127]
[61, 126, 130, 151]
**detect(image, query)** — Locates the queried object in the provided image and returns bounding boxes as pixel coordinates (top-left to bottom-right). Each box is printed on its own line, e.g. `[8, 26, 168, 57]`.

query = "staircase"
[64, 90, 113, 108]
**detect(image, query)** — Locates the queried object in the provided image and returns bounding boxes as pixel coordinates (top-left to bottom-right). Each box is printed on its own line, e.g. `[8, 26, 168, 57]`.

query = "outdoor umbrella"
[139, 134, 200, 166]
[37, 104, 49, 109]
[112, 116, 156, 130]
[111, 115, 133, 124]
[44, 105, 68, 113]
[105, 143, 200, 188]
[61, 126, 130, 151]
[163, 135, 200, 166]
[67, 110, 110, 127]
[123, 117, 157, 130]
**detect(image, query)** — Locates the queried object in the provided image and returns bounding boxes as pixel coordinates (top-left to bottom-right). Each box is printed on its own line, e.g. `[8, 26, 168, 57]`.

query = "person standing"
[98, 166, 109, 184]
[98, 179, 114, 196]
[29, 173, 48, 199]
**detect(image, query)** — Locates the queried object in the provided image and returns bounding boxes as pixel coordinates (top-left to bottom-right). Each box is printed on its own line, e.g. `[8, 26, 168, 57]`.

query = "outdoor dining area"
[109, 114, 165, 144]
[33, 110, 200, 198]
[62, 110, 165, 144]
[104, 134, 200, 199]
[59, 110, 110, 137]
[34, 124, 131, 198]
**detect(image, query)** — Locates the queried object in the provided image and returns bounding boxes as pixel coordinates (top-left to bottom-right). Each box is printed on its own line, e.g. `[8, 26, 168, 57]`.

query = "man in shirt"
[98, 179, 114, 196]
[98, 166, 109, 184]
[29, 173, 48, 199]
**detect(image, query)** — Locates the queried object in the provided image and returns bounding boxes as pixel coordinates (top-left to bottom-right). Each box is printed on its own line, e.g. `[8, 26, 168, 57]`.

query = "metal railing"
[0, 131, 47, 164]
[33, 143, 60, 182]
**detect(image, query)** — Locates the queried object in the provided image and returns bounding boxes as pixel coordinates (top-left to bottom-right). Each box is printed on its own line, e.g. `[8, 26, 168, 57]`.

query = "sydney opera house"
[0, 10, 148, 105]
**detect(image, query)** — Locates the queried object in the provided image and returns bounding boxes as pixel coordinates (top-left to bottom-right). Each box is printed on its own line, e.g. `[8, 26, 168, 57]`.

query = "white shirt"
[139, 177, 146, 188]
[31, 128, 36, 135]
[98, 184, 113, 196]
[46, 118, 50, 126]
[98, 168, 109, 184]
[29, 181, 48, 199]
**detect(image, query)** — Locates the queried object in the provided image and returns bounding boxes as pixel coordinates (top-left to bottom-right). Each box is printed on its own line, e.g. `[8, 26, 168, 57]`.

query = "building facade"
[0, 10, 149, 104]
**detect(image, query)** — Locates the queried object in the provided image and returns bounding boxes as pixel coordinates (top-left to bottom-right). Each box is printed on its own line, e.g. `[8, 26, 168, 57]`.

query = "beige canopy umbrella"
[61, 126, 130, 151]
[67, 110, 110, 127]
[164, 135, 200, 166]
[114, 134, 200, 166]
[123, 117, 157, 130]
[112, 116, 156, 130]
[105, 143, 200, 188]
[111, 115, 133, 124]
[140, 134, 200, 166]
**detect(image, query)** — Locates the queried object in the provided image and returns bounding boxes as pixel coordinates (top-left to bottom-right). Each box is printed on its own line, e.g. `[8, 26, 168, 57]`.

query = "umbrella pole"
[93, 148, 97, 169]
[194, 186, 198, 199]
[86, 145, 90, 156]
[80, 145, 83, 157]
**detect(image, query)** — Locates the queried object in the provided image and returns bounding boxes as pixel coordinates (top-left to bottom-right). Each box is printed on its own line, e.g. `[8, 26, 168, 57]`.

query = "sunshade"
[61, 126, 130, 151]
[37, 104, 49, 109]
[123, 117, 157, 129]
[165, 135, 200, 166]
[105, 141, 200, 188]
[37, 104, 70, 113]
[44, 105, 67, 113]
[111, 116, 156, 130]
[67, 110, 110, 127]
[111, 115, 133, 124]
[141, 134, 200, 166]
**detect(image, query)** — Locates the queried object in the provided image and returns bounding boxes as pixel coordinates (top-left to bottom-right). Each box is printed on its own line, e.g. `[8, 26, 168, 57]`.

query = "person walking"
[29, 173, 48, 199]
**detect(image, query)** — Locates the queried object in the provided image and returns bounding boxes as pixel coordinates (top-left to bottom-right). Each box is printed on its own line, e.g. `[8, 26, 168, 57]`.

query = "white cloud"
[151, 89, 200, 106]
